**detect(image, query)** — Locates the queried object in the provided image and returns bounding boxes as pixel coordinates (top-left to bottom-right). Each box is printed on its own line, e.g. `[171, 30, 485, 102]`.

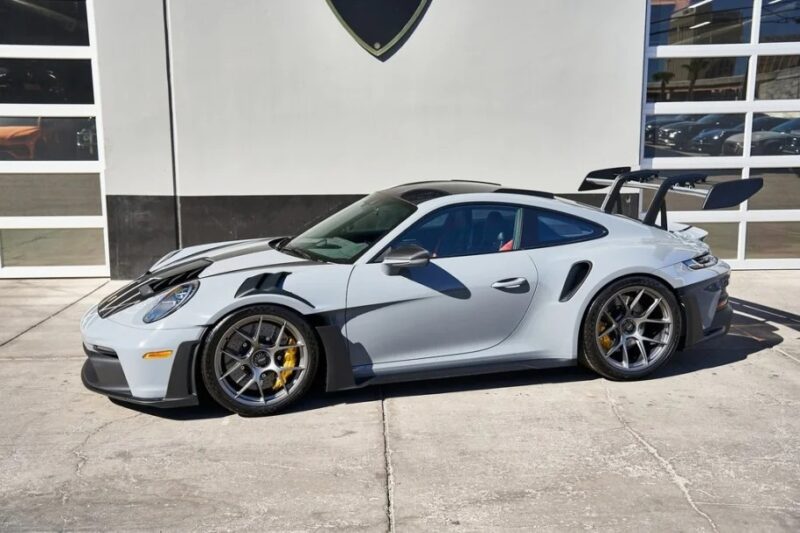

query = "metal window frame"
[642, 0, 800, 269]
[0, 0, 109, 279]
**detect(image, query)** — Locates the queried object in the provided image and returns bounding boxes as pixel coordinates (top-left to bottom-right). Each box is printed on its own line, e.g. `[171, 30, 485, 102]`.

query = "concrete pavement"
[0, 272, 798, 531]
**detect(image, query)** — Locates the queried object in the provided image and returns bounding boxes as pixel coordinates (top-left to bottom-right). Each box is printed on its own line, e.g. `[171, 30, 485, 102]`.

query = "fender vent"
[559, 261, 592, 302]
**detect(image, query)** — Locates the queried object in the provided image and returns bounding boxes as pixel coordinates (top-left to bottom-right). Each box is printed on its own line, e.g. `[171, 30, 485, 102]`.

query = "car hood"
[148, 237, 318, 278]
[694, 128, 727, 140]
[660, 121, 695, 132]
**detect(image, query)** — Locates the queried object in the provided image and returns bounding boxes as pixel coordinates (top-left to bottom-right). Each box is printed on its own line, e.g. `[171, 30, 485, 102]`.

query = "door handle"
[492, 277, 527, 290]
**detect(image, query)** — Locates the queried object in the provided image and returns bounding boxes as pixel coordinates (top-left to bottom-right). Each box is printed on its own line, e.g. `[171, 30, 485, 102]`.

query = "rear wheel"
[201, 306, 319, 416]
[581, 277, 681, 380]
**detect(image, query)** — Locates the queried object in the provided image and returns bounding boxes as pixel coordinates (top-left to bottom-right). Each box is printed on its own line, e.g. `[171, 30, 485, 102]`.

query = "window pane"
[746, 222, 800, 258]
[760, 0, 800, 42]
[644, 113, 745, 157]
[0, 117, 97, 160]
[0, 174, 101, 216]
[649, 0, 753, 46]
[0, 228, 105, 266]
[0, 59, 93, 104]
[641, 169, 742, 211]
[520, 208, 604, 249]
[647, 57, 748, 102]
[743, 112, 800, 155]
[687, 222, 738, 259]
[0, 1, 88, 46]
[755, 56, 800, 100]
[748, 168, 800, 210]
[394, 204, 519, 258]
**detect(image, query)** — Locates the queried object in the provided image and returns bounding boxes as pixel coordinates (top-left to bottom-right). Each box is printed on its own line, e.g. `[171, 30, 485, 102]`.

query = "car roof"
[386, 180, 555, 205]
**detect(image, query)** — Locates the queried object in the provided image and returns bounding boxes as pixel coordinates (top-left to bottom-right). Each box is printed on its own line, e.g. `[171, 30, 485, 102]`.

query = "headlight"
[683, 253, 719, 270]
[669, 131, 679, 138]
[143, 281, 199, 323]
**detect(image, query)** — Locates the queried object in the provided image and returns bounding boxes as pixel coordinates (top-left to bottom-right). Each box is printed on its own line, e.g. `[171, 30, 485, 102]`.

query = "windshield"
[697, 114, 722, 124]
[281, 192, 417, 263]
[772, 118, 800, 133]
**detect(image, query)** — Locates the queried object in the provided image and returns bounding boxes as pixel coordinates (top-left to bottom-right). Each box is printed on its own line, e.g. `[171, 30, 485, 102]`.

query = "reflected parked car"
[644, 114, 692, 143]
[689, 116, 787, 156]
[656, 114, 742, 151]
[722, 118, 800, 155]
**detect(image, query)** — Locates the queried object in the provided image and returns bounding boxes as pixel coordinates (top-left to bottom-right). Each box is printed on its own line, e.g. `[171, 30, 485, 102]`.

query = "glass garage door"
[643, 0, 800, 269]
[0, 0, 108, 277]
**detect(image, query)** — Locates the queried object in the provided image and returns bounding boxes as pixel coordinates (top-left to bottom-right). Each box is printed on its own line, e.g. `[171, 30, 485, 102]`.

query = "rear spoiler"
[579, 167, 763, 229]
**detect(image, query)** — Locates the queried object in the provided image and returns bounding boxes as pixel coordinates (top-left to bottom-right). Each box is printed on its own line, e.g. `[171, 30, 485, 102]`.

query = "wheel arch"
[575, 271, 686, 360]
[201, 300, 355, 395]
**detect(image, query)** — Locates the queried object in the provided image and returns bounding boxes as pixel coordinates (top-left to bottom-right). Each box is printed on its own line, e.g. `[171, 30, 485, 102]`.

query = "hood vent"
[97, 259, 210, 319]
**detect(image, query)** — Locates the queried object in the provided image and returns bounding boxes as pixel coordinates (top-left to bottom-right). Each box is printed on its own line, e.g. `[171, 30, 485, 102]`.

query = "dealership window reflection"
[742, 112, 800, 155]
[756, 55, 800, 100]
[644, 113, 745, 157]
[647, 57, 748, 102]
[749, 168, 800, 210]
[0, 0, 88, 46]
[746, 222, 800, 258]
[0, 59, 94, 104]
[0, 117, 97, 161]
[760, 0, 800, 42]
[649, 0, 753, 46]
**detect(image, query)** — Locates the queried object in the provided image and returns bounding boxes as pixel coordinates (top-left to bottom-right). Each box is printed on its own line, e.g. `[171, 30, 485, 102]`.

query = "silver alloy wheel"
[214, 314, 308, 406]
[595, 286, 673, 371]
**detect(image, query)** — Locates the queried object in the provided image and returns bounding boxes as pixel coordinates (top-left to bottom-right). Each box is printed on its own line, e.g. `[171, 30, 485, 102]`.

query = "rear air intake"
[559, 261, 592, 302]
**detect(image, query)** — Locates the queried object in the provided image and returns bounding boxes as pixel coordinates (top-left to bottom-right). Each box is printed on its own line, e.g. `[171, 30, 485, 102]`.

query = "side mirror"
[382, 244, 430, 271]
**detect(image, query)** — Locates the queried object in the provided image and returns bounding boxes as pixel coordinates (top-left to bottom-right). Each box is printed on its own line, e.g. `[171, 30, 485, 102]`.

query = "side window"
[391, 204, 520, 258]
[520, 208, 605, 248]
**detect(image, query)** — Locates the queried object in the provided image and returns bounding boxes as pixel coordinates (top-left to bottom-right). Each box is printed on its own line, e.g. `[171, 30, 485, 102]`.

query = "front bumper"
[82, 341, 201, 407]
[677, 272, 732, 347]
[80, 306, 205, 407]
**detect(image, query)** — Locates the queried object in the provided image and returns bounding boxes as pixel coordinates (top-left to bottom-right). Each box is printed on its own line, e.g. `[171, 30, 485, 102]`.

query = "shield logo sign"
[326, 0, 431, 61]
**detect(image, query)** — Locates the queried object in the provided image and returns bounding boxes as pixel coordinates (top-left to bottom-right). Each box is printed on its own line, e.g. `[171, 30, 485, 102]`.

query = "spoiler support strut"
[579, 167, 763, 229]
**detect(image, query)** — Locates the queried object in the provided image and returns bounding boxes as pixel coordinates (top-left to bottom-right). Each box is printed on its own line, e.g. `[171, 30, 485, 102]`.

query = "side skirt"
[350, 356, 576, 389]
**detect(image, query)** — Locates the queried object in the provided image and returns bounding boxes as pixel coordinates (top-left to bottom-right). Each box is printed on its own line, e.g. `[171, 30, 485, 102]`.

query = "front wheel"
[201, 305, 319, 416]
[580, 277, 682, 380]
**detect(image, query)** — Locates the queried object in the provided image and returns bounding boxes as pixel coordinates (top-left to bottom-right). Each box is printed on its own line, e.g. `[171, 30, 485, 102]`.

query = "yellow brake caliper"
[272, 339, 297, 390]
[598, 321, 613, 351]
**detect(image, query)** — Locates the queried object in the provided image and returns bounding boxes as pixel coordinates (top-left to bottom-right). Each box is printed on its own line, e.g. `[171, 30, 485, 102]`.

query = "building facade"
[0, 0, 797, 279]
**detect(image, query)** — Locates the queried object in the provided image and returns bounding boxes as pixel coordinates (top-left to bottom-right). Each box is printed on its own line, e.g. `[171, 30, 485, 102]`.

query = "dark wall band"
[106, 192, 635, 279]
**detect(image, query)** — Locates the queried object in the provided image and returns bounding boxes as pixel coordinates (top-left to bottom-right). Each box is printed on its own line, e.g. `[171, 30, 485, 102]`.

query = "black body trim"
[677, 273, 732, 348]
[315, 324, 357, 391]
[235, 272, 315, 308]
[81, 341, 200, 408]
[352, 357, 576, 387]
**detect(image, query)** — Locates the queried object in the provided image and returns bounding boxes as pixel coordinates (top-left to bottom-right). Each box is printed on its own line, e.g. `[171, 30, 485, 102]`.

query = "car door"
[344, 203, 537, 367]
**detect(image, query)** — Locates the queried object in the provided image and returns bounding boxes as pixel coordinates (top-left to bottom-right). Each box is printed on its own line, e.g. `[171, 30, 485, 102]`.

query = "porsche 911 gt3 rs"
[81, 167, 762, 416]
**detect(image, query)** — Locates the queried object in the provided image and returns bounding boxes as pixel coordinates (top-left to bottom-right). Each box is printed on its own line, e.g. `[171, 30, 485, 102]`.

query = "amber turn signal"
[143, 350, 173, 359]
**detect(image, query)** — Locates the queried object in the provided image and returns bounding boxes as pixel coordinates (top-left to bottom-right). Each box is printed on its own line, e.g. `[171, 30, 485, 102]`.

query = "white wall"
[94, 0, 174, 196]
[166, 0, 646, 196]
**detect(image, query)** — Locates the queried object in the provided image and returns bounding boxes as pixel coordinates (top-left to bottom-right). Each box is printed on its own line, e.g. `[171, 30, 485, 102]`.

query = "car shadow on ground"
[109, 298, 799, 419]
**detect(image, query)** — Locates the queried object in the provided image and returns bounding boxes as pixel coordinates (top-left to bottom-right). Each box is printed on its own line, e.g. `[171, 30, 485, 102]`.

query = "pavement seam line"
[774, 347, 800, 365]
[0, 280, 111, 349]
[605, 386, 719, 533]
[380, 387, 396, 533]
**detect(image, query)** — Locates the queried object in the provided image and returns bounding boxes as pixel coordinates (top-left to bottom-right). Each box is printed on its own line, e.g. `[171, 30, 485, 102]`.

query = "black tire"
[580, 276, 682, 380]
[201, 305, 319, 416]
